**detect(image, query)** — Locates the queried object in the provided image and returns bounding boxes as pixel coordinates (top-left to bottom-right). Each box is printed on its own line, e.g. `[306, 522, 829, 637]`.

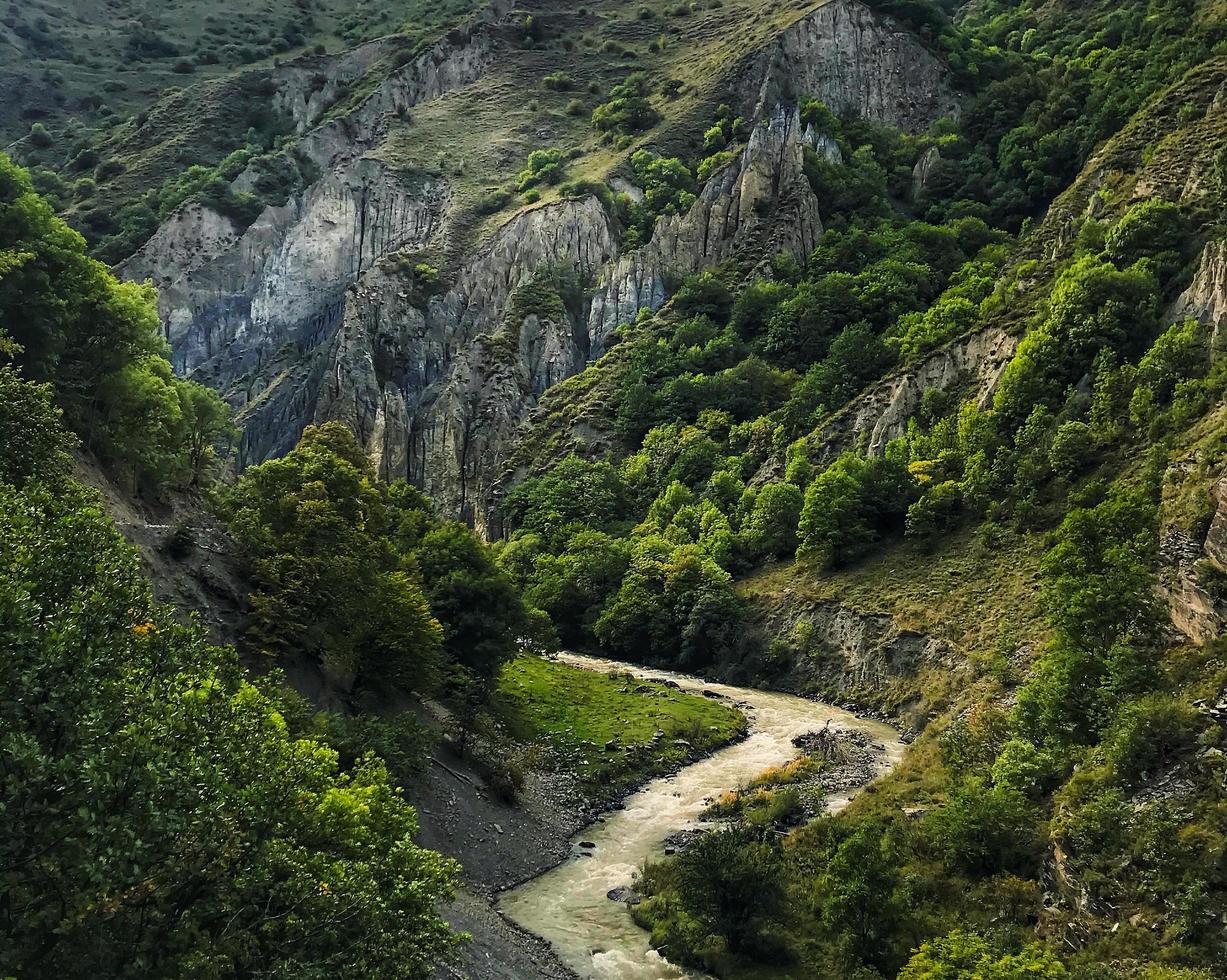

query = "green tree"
[900, 931, 1067, 979]
[798, 454, 916, 566]
[0, 481, 459, 978]
[741, 481, 802, 559]
[815, 825, 902, 969]
[926, 777, 1039, 875]
[672, 828, 785, 956]
[0, 366, 75, 487]
[225, 422, 444, 693]
[994, 256, 1159, 428]
[417, 522, 532, 681]
[594, 537, 740, 668]
[175, 379, 236, 485]
[0, 153, 231, 485]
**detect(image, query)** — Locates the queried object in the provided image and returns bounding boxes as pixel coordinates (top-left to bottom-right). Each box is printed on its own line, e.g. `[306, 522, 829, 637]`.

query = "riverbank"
[496, 655, 906, 980]
[411, 655, 753, 980]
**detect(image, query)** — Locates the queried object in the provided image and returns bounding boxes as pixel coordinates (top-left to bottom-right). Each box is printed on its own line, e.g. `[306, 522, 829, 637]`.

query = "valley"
[2, 0, 1227, 977]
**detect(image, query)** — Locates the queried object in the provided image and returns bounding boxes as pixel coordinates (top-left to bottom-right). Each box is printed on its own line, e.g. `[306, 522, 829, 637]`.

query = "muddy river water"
[498, 652, 906, 980]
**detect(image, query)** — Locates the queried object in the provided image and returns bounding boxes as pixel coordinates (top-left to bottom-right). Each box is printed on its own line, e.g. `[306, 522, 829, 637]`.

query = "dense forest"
[3, 0, 1227, 977]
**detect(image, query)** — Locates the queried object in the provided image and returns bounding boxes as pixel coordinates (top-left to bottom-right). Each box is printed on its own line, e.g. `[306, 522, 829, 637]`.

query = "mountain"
[4, 0, 1227, 977]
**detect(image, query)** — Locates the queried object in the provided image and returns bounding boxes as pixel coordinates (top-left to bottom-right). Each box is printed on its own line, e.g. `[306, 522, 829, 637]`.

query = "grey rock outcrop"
[319, 104, 833, 535]
[123, 161, 450, 464]
[912, 145, 942, 200]
[118, 2, 508, 465]
[724, 595, 957, 704]
[1170, 239, 1227, 352]
[586, 106, 826, 345]
[786, 325, 1019, 475]
[739, 0, 958, 132]
[126, 0, 959, 530]
[1161, 473, 1227, 644]
[315, 197, 617, 533]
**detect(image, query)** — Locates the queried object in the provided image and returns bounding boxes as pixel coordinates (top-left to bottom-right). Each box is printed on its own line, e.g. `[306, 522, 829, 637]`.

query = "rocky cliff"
[586, 106, 827, 344]
[1159, 240, 1227, 642]
[1171, 239, 1227, 352]
[737, 0, 958, 130]
[123, 0, 957, 529]
[1161, 473, 1227, 644]
[726, 594, 956, 711]
[316, 197, 617, 531]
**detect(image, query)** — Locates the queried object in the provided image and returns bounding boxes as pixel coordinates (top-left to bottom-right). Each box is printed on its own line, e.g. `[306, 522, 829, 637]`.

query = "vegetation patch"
[492, 654, 747, 797]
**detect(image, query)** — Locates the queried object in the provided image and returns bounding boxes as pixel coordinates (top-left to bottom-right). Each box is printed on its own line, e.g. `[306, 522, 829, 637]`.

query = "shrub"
[27, 122, 53, 148]
[900, 931, 1067, 979]
[1100, 694, 1198, 786]
[591, 72, 660, 135]
[798, 454, 916, 566]
[926, 777, 1039, 875]
[1048, 421, 1094, 479]
[517, 148, 567, 191]
[542, 70, 574, 91]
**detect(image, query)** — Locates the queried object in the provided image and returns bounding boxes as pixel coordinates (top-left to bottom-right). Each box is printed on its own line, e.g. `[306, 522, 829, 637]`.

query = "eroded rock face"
[723, 595, 956, 705]
[739, 0, 958, 132]
[1162, 474, 1227, 644]
[587, 106, 825, 346]
[783, 325, 1019, 476]
[123, 161, 450, 464]
[335, 104, 842, 534]
[315, 197, 617, 533]
[262, 0, 511, 172]
[127, 0, 957, 529]
[117, 3, 511, 465]
[1170, 239, 1227, 352]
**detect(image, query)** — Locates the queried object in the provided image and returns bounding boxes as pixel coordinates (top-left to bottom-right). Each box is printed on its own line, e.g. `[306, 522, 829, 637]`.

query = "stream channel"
[498, 652, 906, 980]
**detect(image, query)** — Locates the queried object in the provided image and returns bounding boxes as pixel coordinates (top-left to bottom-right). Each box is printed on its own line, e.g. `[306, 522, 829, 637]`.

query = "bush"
[0, 482, 460, 976]
[591, 72, 660, 135]
[798, 454, 916, 566]
[27, 122, 53, 148]
[670, 828, 786, 957]
[906, 479, 962, 539]
[517, 148, 566, 191]
[1100, 694, 1198, 786]
[926, 777, 1039, 875]
[741, 482, 802, 559]
[900, 931, 1067, 979]
[1048, 421, 1095, 479]
[542, 70, 574, 91]
[1104, 199, 1186, 281]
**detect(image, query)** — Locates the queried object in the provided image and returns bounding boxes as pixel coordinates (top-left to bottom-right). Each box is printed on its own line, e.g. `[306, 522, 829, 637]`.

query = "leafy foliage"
[0, 153, 232, 486]
[226, 423, 534, 693]
[0, 452, 459, 978]
[591, 72, 660, 136]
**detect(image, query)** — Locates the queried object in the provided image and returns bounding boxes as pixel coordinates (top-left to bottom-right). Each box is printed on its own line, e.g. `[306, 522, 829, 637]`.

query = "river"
[498, 653, 906, 980]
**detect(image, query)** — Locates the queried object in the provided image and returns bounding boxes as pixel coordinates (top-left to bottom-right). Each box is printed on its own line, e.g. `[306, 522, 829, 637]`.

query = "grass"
[739, 522, 1049, 668]
[0, 0, 475, 143]
[492, 654, 748, 797]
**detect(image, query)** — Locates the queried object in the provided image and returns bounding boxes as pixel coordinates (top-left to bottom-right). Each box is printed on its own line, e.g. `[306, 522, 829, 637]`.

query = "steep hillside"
[25, 0, 960, 533]
[0, 0, 481, 145]
[7, 0, 1227, 976]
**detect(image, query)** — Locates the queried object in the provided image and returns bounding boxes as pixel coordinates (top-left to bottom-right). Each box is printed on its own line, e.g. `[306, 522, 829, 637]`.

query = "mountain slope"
[91, 0, 958, 532]
[7, 0, 1227, 976]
